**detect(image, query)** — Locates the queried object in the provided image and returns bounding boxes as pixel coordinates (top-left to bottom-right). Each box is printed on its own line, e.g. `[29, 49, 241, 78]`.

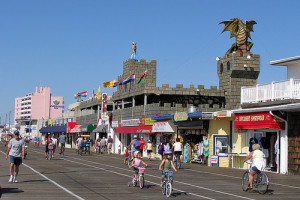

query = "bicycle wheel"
[166, 182, 172, 197]
[257, 173, 269, 194]
[242, 172, 250, 191]
[139, 175, 144, 189]
[177, 156, 181, 169]
[162, 183, 166, 195]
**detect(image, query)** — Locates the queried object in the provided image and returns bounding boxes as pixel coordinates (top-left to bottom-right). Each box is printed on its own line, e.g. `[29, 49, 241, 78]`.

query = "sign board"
[202, 112, 214, 120]
[174, 112, 188, 122]
[121, 119, 140, 127]
[101, 93, 108, 118]
[152, 121, 175, 133]
[112, 121, 119, 128]
[210, 155, 219, 166]
[217, 110, 231, 118]
[142, 116, 155, 126]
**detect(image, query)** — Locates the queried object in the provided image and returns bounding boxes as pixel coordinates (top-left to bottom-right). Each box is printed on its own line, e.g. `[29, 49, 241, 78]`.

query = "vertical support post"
[256, 84, 259, 103]
[290, 78, 294, 98]
[271, 81, 275, 101]
[122, 99, 124, 109]
[132, 96, 135, 118]
[97, 105, 100, 124]
[112, 102, 115, 112]
[144, 94, 147, 115]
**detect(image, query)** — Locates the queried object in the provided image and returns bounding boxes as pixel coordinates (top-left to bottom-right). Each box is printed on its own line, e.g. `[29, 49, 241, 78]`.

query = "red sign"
[101, 93, 107, 114]
[234, 112, 285, 130]
[67, 122, 77, 133]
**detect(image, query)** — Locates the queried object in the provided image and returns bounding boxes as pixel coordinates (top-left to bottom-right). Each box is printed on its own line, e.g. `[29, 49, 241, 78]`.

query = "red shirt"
[125, 149, 129, 157]
[139, 140, 145, 150]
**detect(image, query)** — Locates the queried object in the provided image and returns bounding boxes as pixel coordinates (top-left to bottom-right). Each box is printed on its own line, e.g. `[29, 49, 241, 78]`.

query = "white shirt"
[174, 142, 182, 151]
[252, 150, 266, 171]
[52, 138, 57, 145]
[77, 137, 83, 144]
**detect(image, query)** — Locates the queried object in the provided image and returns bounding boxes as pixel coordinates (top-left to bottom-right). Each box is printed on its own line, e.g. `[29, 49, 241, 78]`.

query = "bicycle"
[127, 151, 132, 166]
[242, 161, 269, 194]
[128, 166, 148, 189]
[162, 170, 173, 197]
[174, 153, 181, 169]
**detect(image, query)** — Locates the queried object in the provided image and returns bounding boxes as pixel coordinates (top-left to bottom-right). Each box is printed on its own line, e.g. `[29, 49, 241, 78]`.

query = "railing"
[241, 79, 300, 104]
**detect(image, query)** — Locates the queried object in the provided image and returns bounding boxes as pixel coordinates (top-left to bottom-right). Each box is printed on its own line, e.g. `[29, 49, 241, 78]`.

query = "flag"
[77, 91, 87, 98]
[96, 86, 100, 100]
[74, 94, 81, 99]
[138, 69, 147, 84]
[93, 89, 95, 98]
[113, 78, 124, 87]
[103, 80, 116, 88]
[120, 73, 135, 85]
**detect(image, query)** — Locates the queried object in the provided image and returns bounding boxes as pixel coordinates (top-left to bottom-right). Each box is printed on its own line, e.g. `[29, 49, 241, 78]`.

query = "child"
[124, 147, 129, 164]
[159, 150, 177, 187]
[132, 151, 148, 182]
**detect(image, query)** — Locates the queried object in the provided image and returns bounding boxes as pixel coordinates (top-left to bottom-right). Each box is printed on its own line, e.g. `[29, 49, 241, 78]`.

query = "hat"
[14, 130, 20, 135]
[148, 140, 151, 142]
[140, 136, 143, 139]
[134, 135, 137, 139]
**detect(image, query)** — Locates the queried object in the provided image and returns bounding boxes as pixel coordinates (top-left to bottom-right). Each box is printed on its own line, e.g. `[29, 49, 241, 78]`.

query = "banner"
[121, 119, 140, 127]
[174, 112, 188, 122]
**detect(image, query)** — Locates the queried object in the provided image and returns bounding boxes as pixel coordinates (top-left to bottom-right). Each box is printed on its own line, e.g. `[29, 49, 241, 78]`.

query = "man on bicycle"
[58, 132, 67, 154]
[172, 138, 182, 160]
[127, 135, 140, 160]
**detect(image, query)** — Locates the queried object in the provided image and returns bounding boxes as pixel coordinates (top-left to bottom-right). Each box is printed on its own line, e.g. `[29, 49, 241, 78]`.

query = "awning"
[82, 124, 96, 132]
[39, 126, 67, 133]
[93, 125, 108, 133]
[234, 112, 285, 130]
[115, 125, 153, 134]
[175, 120, 204, 129]
[152, 121, 175, 133]
[70, 125, 83, 133]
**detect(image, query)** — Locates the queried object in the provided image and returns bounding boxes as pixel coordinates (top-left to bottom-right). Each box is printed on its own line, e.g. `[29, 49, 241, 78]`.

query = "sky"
[1, 0, 300, 124]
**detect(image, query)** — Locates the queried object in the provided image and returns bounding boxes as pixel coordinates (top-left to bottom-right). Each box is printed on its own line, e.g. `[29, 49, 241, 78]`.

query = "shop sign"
[142, 116, 155, 126]
[152, 121, 175, 133]
[217, 110, 231, 118]
[210, 155, 219, 166]
[101, 93, 108, 119]
[112, 121, 119, 128]
[121, 119, 140, 127]
[234, 112, 285, 130]
[174, 112, 188, 122]
[202, 112, 214, 120]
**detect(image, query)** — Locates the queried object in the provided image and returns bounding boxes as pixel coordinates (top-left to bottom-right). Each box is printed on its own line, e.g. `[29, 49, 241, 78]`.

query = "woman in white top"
[244, 144, 266, 189]
[172, 138, 183, 156]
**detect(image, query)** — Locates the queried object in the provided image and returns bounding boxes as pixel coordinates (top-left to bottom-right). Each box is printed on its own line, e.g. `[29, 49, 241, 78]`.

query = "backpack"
[133, 139, 141, 149]
[158, 144, 164, 155]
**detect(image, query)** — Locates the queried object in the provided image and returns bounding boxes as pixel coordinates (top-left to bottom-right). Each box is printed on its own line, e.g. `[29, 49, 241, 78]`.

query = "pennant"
[74, 94, 81, 99]
[113, 78, 124, 87]
[93, 89, 95, 97]
[120, 73, 135, 85]
[96, 86, 100, 100]
[138, 69, 147, 84]
[103, 80, 116, 88]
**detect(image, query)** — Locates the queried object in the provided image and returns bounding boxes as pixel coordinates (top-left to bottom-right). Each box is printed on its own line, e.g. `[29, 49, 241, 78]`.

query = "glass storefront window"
[214, 135, 229, 156]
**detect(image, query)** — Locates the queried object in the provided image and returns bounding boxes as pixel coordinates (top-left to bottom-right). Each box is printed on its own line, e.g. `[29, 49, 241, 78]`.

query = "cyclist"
[243, 144, 265, 190]
[33, 137, 38, 147]
[58, 133, 67, 154]
[84, 137, 90, 153]
[45, 134, 53, 159]
[159, 150, 177, 187]
[127, 135, 140, 160]
[172, 138, 182, 161]
[132, 151, 148, 183]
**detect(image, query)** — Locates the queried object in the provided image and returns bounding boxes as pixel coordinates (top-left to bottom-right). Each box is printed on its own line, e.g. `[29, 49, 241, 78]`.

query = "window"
[227, 61, 230, 70]
[214, 135, 229, 156]
[220, 63, 223, 73]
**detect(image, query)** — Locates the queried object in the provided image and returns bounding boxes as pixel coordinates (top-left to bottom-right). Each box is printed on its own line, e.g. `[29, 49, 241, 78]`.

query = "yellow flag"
[103, 80, 116, 88]
[96, 86, 100, 100]
[49, 120, 52, 125]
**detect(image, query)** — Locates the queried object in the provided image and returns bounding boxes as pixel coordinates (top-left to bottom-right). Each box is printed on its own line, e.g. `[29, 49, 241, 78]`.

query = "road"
[0, 143, 299, 200]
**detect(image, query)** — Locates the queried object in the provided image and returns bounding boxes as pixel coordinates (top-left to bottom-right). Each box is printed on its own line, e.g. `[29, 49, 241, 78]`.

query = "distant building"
[14, 86, 64, 136]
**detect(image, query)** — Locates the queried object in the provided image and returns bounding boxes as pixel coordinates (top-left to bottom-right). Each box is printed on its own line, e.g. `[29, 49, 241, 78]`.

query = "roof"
[269, 56, 300, 66]
[233, 103, 300, 113]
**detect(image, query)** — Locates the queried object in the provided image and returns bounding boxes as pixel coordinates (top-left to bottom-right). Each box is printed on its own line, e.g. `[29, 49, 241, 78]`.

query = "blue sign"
[210, 155, 219, 166]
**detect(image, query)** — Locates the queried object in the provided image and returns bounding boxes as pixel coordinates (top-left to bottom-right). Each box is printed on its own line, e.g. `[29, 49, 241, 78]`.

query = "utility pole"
[9, 111, 12, 131]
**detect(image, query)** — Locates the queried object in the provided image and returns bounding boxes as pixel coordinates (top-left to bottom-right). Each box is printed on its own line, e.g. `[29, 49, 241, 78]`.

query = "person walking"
[58, 132, 67, 154]
[107, 136, 113, 154]
[127, 135, 140, 160]
[5, 130, 25, 183]
[51, 135, 57, 158]
[45, 134, 53, 159]
[139, 136, 145, 156]
[100, 137, 106, 154]
[146, 140, 153, 160]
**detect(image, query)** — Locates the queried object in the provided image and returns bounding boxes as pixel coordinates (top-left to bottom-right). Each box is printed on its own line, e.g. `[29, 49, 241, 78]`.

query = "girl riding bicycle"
[159, 150, 177, 187]
[132, 151, 148, 182]
[243, 144, 266, 190]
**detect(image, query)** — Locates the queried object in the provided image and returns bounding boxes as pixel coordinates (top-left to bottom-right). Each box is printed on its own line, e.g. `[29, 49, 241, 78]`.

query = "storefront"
[114, 119, 153, 155]
[82, 124, 96, 141]
[233, 111, 286, 173]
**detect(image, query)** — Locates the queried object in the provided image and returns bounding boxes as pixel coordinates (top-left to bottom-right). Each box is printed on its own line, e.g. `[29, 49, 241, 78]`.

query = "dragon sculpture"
[219, 18, 257, 56]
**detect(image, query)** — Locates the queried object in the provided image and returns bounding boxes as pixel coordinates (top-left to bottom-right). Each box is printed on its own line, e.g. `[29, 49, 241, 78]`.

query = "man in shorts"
[5, 130, 25, 183]
[58, 132, 67, 154]
[107, 136, 113, 154]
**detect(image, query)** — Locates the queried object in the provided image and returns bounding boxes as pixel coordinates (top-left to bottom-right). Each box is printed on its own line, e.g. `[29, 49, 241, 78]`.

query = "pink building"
[14, 87, 64, 124]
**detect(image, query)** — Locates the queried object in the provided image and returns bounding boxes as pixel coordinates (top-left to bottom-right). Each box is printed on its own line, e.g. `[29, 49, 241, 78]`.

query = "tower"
[217, 53, 260, 109]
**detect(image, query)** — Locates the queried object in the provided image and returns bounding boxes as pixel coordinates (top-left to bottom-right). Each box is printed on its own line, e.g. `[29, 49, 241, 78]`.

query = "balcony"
[241, 79, 300, 106]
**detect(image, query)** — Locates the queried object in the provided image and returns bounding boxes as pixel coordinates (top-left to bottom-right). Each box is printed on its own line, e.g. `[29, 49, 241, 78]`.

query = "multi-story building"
[14, 86, 64, 136]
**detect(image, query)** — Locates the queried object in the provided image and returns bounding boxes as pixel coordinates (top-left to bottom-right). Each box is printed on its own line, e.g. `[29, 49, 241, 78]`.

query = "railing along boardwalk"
[241, 79, 300, 104]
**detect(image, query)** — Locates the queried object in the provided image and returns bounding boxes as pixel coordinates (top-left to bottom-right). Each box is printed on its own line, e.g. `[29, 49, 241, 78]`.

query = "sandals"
[247, 186, 253, 190]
